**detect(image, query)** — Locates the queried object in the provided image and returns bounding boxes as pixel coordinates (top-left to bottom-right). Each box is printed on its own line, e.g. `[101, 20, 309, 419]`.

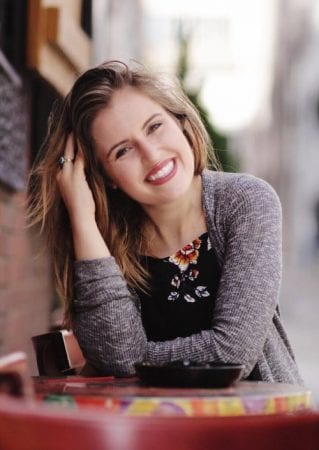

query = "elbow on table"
[86, 356, 139, 377]
[111, 361, 137, 377]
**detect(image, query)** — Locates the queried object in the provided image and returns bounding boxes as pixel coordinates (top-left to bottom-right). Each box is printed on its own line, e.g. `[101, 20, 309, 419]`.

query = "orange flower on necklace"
[169, 238, 201, 271]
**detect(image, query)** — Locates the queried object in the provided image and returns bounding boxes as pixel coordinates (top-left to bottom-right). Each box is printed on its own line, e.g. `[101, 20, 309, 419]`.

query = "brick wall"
[0, 186, 53, 375]
[0, 1, 64, 376]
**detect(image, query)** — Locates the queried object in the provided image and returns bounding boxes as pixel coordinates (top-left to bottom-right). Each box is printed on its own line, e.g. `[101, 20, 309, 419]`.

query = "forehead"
[101, 87, 162, 121]
[91, 86, 165, 141]
[92, 87, 164, 126]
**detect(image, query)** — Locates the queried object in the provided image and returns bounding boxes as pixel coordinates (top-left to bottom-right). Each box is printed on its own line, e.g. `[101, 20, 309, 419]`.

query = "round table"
[34, 376, 313, 417]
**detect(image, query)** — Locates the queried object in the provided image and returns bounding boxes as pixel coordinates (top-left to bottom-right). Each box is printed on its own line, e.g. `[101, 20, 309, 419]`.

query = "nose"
[136, 137, 158, 162]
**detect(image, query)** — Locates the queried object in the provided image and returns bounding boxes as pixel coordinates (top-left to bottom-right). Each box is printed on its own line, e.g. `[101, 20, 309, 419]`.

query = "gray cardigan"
[73, 170, 303, 384]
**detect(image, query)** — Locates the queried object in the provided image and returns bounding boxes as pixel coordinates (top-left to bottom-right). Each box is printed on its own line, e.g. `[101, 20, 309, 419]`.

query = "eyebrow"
[106, 113, 162, 157]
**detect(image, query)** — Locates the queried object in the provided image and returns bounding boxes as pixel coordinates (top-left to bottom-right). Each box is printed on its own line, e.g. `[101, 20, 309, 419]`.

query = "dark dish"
[134, 360, 245, 388]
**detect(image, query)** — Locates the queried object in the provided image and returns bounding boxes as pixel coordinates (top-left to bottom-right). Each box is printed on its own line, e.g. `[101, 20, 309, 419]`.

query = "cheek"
[102, 162, 137, 192]
[173, 125, 193, 152]
[181, 128, 194, 152]
[180, 134, 195, 162]
[98, 160, 111, 179]
[98, 161, 120, 188]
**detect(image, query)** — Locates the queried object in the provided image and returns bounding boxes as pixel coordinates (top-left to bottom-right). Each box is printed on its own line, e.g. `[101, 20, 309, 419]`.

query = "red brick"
[0, 229, 10, 257]
[0, 186, 53, 372]
[12, 192, 28, 231]
[7, 233, 31, 259]
[0, 258, 9, 288]
[0, 197, 16, 231]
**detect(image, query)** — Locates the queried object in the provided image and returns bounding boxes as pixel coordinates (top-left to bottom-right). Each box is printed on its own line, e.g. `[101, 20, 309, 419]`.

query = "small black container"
[134, 360, 245, 388]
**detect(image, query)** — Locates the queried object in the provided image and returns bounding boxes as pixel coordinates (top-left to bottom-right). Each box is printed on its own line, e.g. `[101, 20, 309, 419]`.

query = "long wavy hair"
[27, 60, 220, 328]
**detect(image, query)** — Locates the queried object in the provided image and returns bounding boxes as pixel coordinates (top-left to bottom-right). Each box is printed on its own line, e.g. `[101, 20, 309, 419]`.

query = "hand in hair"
[56, 135, 95, 223]
[56, 134, 110, 261]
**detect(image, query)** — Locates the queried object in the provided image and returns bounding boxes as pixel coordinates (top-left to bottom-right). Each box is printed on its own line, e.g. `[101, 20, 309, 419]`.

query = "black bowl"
[134, 360, 245, 388]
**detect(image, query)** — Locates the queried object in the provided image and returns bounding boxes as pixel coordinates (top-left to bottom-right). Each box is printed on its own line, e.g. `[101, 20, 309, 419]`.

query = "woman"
[28, 60, 302, 383]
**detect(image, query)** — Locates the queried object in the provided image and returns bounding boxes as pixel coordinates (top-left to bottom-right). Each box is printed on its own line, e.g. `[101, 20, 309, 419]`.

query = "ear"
[102, 172, 118, 190]
[105, 177, 117, 189]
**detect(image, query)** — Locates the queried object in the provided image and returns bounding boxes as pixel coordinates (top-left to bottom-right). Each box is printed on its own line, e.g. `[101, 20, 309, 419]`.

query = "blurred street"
[281, 260, 319, 406]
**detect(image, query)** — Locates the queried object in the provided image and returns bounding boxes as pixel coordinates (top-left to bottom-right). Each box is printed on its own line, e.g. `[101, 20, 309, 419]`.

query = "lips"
[145, 159, 176, 185]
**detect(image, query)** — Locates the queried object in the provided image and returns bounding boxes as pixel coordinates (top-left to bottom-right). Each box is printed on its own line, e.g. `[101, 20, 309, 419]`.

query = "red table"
[0, 376, 316, 450]
[33, 376, 313, 417]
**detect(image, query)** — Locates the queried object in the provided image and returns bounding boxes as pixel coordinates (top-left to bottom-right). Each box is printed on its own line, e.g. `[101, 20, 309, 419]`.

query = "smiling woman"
[91, 87, 196, 209]
[27, 60, 303, 385]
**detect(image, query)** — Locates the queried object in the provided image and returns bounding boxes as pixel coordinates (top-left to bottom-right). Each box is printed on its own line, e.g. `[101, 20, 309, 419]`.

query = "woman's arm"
[72, 175, 282, 378]
[56, 136, 110, 261]
[73, 258, 148, 375]
[56, 136, 147, 375]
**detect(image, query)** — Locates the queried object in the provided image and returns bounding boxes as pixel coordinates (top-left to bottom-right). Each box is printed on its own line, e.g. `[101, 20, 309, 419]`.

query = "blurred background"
[0, 0, 318, 401]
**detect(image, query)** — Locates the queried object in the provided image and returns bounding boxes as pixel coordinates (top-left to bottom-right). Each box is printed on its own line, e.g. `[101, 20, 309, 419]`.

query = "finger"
[73, 156, 85, 177]
[71, 142, 85, 169]
[64, 134, 75, 160]
[59, 134, 75, 171]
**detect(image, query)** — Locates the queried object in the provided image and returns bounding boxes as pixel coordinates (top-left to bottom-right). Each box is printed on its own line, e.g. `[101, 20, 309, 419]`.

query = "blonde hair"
[27, 60, 219, 327]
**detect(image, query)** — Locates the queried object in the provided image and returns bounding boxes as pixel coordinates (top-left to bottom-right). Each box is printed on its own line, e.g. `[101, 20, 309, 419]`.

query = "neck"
[144, 175, 206, 257]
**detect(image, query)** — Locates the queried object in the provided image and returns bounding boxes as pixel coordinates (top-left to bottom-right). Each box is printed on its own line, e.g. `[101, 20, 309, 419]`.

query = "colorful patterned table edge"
[40, 390, 314, 417]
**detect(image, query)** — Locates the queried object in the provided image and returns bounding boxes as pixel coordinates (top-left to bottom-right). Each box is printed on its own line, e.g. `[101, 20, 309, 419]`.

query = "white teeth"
[147, 160, 174, 181]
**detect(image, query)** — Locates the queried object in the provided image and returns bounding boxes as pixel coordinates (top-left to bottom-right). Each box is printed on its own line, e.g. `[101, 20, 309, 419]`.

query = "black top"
[138, 232, 222, 341]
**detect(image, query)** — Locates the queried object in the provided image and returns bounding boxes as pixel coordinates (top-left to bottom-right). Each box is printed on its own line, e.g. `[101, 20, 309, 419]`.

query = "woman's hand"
[56, 135, 95, 225]
[56, 134, 110, 260]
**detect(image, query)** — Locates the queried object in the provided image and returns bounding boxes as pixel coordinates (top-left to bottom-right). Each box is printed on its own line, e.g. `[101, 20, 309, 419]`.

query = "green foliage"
[176, 29, 239, 172]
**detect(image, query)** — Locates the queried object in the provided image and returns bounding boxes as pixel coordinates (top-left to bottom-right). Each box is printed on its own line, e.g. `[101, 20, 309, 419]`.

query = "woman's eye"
[115, 146, 130, 159]
[148, 122, 162, 134]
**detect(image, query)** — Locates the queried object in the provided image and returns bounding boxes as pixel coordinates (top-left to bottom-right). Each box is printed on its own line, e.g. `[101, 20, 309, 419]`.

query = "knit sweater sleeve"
[72, 258, 148, 376]
[72, 173, 282, 378]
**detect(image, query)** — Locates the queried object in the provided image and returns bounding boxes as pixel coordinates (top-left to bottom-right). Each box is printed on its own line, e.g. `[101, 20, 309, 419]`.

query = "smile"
[146, 159, 176, 184]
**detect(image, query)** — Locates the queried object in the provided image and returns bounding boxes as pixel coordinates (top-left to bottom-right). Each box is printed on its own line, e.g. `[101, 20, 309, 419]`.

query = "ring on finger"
[59, 156, 74, 167]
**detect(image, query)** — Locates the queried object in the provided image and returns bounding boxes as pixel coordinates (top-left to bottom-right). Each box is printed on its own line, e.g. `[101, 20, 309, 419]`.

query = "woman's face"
[91, 86, 195, 209]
